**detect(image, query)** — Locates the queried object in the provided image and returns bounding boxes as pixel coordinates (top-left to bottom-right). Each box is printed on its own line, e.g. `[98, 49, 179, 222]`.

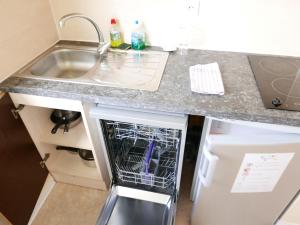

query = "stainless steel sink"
[30, 49, 100, 79]
[14, 42, 169, 91]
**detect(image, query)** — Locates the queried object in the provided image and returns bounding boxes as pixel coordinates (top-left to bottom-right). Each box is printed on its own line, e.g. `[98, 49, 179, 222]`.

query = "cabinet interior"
[13, 98, 104, 189]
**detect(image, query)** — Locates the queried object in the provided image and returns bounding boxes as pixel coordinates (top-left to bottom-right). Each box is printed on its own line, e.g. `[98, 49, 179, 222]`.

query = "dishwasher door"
[96, 185, 176, 225]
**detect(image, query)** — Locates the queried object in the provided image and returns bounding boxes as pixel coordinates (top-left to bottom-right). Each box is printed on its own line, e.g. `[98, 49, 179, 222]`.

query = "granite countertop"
[1, 47, 300, 127]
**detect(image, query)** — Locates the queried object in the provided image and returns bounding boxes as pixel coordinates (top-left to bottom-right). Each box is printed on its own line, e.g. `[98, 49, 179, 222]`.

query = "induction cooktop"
[248, 55, 300, 111]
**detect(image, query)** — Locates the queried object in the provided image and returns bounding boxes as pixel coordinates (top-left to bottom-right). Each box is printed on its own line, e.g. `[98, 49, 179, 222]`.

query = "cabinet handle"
[40, 153, 50, 169]
[199, 142, 219, 187]
[11, 104, 25, 119]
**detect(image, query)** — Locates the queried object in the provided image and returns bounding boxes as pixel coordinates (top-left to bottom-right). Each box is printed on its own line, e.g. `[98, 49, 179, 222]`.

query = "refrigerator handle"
[199, 146, 219, 187]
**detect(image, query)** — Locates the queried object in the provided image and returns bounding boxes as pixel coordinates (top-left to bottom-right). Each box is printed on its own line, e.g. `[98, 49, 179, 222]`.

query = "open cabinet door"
[0, 93, 48, 225]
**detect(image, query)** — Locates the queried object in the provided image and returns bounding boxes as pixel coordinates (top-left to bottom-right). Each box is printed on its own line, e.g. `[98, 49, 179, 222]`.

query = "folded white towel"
[190, 62, 225, 95]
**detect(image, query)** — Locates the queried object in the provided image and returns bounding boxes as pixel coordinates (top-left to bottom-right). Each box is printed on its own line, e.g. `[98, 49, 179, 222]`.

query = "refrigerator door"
[274, 190, 300, 225]
[192, 134, 300, 225]
[96, 185, 175, 225]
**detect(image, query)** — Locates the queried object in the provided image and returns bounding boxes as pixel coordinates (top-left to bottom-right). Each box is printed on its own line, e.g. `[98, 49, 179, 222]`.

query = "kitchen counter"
[1, 47, 300, 127]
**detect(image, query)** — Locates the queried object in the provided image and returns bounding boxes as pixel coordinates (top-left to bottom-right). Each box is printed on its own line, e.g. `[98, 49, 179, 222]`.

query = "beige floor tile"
[33, 161, 195, 225]
[0, 212, 13, 225]
[32, 183, 108, 225]
[176, 161, 194, 225]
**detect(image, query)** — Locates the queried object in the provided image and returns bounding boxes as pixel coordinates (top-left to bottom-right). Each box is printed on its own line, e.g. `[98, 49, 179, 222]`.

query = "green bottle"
[131, 20, 146, 50]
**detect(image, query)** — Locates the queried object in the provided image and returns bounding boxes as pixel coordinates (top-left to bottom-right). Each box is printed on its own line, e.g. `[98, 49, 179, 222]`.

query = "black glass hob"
[248, 55, 300, 111]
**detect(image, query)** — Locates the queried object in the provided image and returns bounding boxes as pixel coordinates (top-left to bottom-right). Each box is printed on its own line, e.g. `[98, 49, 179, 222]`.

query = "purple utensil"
[145, 140, 155, 174]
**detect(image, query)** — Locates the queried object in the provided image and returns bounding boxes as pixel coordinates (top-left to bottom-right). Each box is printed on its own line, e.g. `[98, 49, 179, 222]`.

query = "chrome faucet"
[58, 13, 110, 54]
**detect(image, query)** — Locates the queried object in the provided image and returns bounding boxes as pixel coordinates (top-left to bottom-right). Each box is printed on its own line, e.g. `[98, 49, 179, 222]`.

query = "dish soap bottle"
[110, 18, 122, 48]
[131, 20, 146, 50]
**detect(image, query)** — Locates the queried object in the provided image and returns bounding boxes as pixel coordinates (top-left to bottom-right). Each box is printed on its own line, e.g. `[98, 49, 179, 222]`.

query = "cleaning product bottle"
[110, 18, 122, 48]
[131, 20, 146, 50]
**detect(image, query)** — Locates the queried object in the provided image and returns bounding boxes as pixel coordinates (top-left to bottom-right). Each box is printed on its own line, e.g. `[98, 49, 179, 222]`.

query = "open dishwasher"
[90, 105, 187, 225]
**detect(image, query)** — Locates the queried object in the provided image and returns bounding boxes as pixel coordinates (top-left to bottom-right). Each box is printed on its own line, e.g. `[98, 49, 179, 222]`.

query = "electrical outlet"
[185, 0, 200, 16]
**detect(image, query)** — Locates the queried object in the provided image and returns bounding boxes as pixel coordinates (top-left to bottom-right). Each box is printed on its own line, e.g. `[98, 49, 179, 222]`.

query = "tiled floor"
[0, 213, 12, 225]
[175, 161, 194, 225]
[32, 183, 108, 225]
[32, 160, 194, 225]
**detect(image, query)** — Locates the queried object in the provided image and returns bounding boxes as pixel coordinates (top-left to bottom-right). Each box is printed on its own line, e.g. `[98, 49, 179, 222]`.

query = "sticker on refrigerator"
[231, 153, 294, 193]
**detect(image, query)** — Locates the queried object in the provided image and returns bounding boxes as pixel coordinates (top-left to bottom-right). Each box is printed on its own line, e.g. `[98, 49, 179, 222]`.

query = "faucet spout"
[58, 13, 109, 53]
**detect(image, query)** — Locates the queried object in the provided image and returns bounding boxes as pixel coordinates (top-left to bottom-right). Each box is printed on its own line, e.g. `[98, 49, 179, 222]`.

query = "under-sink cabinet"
[9, 93, 106, 190]
[8, 93, 188, 225]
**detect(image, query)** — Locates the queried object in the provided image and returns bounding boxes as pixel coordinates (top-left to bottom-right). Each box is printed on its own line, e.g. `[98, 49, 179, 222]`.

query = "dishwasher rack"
[102, 120, 181, 193]
[107, 121, 181, 147]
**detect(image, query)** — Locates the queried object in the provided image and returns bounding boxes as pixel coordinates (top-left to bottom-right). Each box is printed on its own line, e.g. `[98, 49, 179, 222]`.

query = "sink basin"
[30, 49, 100, 79]
[14, 43, 169, 91]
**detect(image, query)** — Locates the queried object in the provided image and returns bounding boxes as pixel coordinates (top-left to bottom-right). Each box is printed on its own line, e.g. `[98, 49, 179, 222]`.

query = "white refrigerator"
[191, 119, 300, 225]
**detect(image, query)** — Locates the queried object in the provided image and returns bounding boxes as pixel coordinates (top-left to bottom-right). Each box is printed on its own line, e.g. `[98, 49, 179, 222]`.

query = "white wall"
[49, 0, 178, 49]
[0, 0, 58, 82]
[191, 0, 300, 56]
[49, 0, 300, 56]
